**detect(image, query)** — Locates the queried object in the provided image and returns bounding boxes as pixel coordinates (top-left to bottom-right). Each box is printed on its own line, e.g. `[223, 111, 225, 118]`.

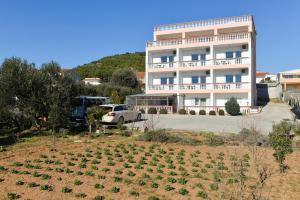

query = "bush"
[225, 97, 240, 116]
[138, 129, 201, 145]
[148, 108, 157, 114]
[189, 110, 196, 115]
[178, 109, 187, 115]
[139, 108, 145, 114]
[269, 121, 293, 173]
[209, 110, 216, 115]
[61, 187, 72, 193]
[159, 108, 168, 114]
[199, 110, 206, 115]
[203, 132, 224, 146]
[218, 109, 225, 116]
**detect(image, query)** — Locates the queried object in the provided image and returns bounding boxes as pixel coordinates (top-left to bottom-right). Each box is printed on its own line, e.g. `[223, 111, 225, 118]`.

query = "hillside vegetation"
[75, 52, 145, 82]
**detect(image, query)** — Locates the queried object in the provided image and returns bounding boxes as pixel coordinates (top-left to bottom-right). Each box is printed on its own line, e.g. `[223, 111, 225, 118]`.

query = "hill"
[75, 52, 145, 82]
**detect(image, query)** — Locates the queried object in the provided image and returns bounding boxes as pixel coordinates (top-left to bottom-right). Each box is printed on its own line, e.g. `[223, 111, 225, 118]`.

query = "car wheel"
[136, 113, 142, 121]
[117, 116, 124, 125]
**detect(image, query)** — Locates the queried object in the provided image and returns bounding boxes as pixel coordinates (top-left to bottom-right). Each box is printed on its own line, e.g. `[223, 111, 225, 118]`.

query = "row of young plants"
[1, 143, 253, 199]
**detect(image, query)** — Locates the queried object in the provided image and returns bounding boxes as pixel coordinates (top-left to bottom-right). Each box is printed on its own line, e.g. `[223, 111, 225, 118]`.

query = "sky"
[0, 0, 299, 73]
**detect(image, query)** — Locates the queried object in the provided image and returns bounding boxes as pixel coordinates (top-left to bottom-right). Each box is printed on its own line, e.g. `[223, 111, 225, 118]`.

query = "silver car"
[100, 104, 142, 124]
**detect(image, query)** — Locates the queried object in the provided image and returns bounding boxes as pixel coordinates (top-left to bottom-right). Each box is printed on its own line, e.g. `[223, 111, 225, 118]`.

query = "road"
[127, 103, 294, 134]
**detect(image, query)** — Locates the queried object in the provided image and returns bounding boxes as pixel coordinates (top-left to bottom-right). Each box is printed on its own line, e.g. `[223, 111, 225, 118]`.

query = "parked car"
[100, 104, 142, 124]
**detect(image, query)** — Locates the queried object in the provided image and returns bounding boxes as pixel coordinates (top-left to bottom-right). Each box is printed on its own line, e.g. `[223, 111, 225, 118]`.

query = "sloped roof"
[136, 72, 145, 79]
[256, 71, 269, 77]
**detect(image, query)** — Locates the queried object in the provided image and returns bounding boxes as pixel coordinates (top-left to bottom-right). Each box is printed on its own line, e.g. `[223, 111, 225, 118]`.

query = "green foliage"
[111, 186, 120, 193]
[111, 68, 138, 88]
[178, 188, 189, 195]
[269, 121, 293, 172]
[75, 52, 145, 82]
[203, 132, 224, 146]
[148, 107, 157, 114]
[61, 187, 72, 193]
[164, 185, 175, 191]
[218, 109, 225, 116]
[209, 110, 216, 115]
[199, 110, 206, 115]
[189, 110, 196, 115]
[40, 184, 54, 191]
[148, 196, 159, 200]
[225, 97, 240, 116]
[75, 193, 87, 198]
[178, 109, 187, 115]
[93, 195, 105, 200]
[110, 90, 122, 104]
[7, 192, 20, 200]
[129, 190, 139, 196]
[159, 108, 168, 114]
[197, 191, 208, 198]
[28, 182, 39, 188]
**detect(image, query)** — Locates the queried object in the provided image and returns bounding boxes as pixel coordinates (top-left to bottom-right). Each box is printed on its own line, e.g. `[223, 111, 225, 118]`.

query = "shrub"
[148, 196, 159, 200]
[269, 121, 293, 172]
[139, 108, 145, 114]
[178, 188, 189, 195]
[61, 187, 72, 193]
[16, 180, 24, 186]
[7, 193, 20, 200]
[111, 186, 120, 193]
[95, 183, 104, 189]
[209, 110, 216, 115]
[199, 110, 206, 115]
[178, 177, 188, 185]
[189, 110, 196, 115]
[197, 191, 208, 198]
[225, 97, 240, 116]
[40, 184, 54, 191]
[28, 182, 39, 188]
[178, 109, 187, 115]
[74, 179, 83, 186]
[203, 132, 224, 146]
[164, 185, 175, 191]
[159, 108, 168, 114]
[75, 193, 87, 198]
[148, 108, 157, 114]
[151, 181, 159, 188]
[41, 174, 51, 180]
[209, 183, 218, 191]
[129, 190, 139, 196]
[218, 109, 225, 116]
[93, 195, 105, 200]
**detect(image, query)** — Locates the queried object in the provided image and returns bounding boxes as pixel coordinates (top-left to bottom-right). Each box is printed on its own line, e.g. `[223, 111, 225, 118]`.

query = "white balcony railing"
[148, 84, 177, 91]
[154, 15, 251, 31]
[146, 32, 250, 47]
[148, 57, 249, 69]
[148, 83, 250, 91]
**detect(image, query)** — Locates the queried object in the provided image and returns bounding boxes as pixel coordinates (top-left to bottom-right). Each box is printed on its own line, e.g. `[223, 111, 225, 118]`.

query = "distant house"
[256, 71, 269, 83]
[83, 78, 101, 86]
[279, 69, 300, 92]
[135, 72, 145, 90]
[60, 69, 80, 82]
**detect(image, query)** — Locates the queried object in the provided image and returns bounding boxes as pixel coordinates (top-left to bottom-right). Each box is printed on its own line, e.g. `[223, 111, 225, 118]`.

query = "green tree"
[225, 97, 240, 116]
[110, 90, 121, 104]
[86, 107, 105, 134]
[111, 68, 138, 88]
[269, 121, 293, 173]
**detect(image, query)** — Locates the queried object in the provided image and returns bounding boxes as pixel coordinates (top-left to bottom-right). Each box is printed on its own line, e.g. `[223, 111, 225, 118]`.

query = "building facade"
[279, 69, 300, 92]
[145, 15, 256, 113]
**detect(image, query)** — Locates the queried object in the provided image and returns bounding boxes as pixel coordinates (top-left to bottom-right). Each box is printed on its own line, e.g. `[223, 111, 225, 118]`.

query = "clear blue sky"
[0, 0, 299, 73]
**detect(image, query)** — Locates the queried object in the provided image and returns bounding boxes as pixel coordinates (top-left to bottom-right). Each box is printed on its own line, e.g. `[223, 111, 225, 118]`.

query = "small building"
[279, 69, 300, 92]
[83, 78, 101, 86]
[256, 71, 269, 83]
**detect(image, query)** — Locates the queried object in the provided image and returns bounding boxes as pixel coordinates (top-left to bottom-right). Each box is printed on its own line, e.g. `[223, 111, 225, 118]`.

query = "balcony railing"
[146, 32, 250, 47]
[148, 83, 250, 91]
[148, 57, 249, 69]
[154, 15, 250, 31]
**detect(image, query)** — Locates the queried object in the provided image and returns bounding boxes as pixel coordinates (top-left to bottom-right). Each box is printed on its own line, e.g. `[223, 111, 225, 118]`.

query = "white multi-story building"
[143, 15, 256, 113]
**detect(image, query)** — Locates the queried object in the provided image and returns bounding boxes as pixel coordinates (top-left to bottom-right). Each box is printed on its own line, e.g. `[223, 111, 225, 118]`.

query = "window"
[226, 51, 234, 58]
[192, 76, 199, 84]
[235, 51, 242, 58]
[235, 74, 241, 82]
[200, 53, 206, 61]
[200, 98, 206, 106]
[168, 56, 174, 62]
[226, 75, 233, 83]
[195, 98, 200, 106]
[200, 76, 206, 83]
[114, 106, 124, 111]
[169, 77, 174, 85]
[192, 54, 199, 61]
[161, 77, 168, 84]
[161, 56, 168, 63]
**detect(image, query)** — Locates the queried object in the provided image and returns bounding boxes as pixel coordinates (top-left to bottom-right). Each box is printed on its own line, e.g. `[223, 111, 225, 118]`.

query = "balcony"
[154, 15, 251, 31]
[147, 32, 250, 48]
[148, 82, 250, 91]
[148, 57, 250, 70]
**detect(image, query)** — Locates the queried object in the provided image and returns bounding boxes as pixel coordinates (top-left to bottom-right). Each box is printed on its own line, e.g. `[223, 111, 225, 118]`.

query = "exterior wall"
[145, 15, 256, 112]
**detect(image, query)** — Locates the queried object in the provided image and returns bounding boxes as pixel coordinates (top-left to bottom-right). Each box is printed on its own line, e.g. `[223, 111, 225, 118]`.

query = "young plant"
[111, 186, 120, 193]
[74, 179, 83, 186]
[178, 188, 189, 195]
[61, 187, 72, 193]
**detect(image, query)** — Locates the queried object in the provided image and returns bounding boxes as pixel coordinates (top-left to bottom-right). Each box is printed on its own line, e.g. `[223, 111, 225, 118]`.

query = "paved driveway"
[127, 103, 294, 134]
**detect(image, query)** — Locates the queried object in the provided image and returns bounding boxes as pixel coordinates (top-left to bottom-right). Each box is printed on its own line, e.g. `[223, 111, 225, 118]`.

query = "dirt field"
[0, 134, 300, 200]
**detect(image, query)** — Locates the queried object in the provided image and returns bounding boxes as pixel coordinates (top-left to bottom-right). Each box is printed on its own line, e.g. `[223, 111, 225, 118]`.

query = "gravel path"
[127, 103, 294, 134]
